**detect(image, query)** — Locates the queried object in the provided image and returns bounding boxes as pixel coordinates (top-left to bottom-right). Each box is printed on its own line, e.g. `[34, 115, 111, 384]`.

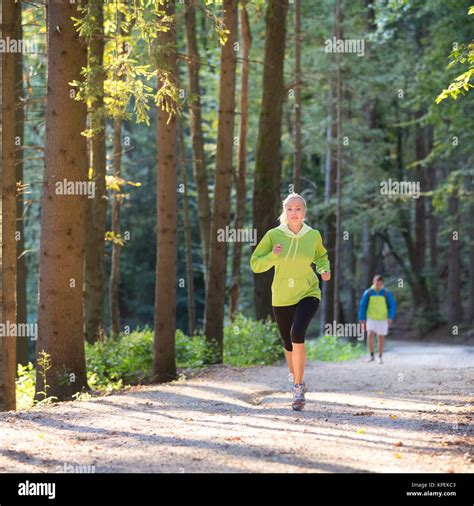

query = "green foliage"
[16, 362, 36, 410]
[17, 319, 368, 410]
[84, 315, 282, 388]
[436, 6, 474, 103]
[85, 327, 154, 386]
[16, 352, 59, 409]
[72, 0, 181, 131]
[175, 329, 211, 367]
[306, 334, 365, 362]
[36, 351, 58, 404]
[223, 313, 283, 366]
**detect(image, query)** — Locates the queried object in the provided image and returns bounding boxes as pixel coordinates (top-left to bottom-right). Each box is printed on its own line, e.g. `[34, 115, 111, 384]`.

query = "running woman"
[250, 193, 331, 411]
[358, 275, 397, 364]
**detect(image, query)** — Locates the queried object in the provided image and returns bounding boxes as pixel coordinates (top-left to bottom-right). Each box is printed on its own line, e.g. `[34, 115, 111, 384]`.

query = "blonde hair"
[278, 192, 306, 225]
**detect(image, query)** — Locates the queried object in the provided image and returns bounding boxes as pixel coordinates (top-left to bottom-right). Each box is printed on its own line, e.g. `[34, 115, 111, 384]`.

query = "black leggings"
[272, 297, 320, 352]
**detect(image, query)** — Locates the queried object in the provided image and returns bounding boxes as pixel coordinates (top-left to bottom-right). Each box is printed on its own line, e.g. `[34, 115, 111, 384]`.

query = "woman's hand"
[273, 244, 283, 255]
[321, 271, 331, 281]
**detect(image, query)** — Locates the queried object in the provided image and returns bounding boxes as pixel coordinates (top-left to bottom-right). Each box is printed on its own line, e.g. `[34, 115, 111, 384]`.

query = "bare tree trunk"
[109, 117, 122, 336]
[203, 0, 238, 362]
[109, 13, 127, 338]
[84, 1, 107, 343]
[320, 85, 336, 334]
[178, 117, 196, 336]
[426, 126, 439, 311]
[252, 0, 288, 322]
[447, 191, 463, 326]
[292, 0, 302, 193]
[393, 100, 437, 334]
[333, 0, 343, 323]
[414, 111, 426, 273]
[35, 0, 88, 401]
[1, 0, 18, 411]
[184, 0, 211, 287]
[229, 0, 251, 320]
[154, 0, 178, 382]
[14, 1, 28, 366]
[359, 0, 377, 293]
[344, 223, 357, 324]
[321, 5, 345, 332]
[467, 174, 474, 325]
[360, 221, 377, 288]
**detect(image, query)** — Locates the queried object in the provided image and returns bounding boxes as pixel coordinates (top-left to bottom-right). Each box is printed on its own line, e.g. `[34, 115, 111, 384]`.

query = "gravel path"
[0, 340, 472, 473]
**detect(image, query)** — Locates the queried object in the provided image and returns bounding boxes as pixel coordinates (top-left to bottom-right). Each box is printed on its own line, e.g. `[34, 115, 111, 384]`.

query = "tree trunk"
[14, 2, 28, 366]
[109, 13, 127, 338]
[84, 1, 107, 343]
[447, 191, 463, 326]
[35, 0, 88, 402]
[229, 0, 251, 321]
[360, 221, 377, 289]
[359, 0, 377, 293]
[252, 0, 288, 322]
[425, 126, 439, 311]
[466, 174, 474, 325]
[321, 77, 337, 329]
[344, 233, 357, 323]
[1, 0, 18, 411]
[394, 101, 437, 334]
[414, 111, 426, 273]
[154, 0, 178, 382]
[292, 0, 302, 193]
[110, 117, 122, 336]
[332, 0, 343, 323]
[203, 0, 238, 362]
[184, 0, 211, 287]
[178, 118, 196, 336]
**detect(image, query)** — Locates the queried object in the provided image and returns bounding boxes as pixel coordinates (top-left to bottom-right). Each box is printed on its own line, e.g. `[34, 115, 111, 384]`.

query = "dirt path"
[0, 340, 472, 473]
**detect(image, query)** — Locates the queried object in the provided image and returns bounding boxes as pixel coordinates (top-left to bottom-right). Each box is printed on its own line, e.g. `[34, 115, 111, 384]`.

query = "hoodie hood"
[276, 222, 313, 261]
[277, 222, 312, 237]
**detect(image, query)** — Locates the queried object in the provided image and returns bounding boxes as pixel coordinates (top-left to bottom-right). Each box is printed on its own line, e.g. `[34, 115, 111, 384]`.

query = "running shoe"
[292, 383, 306, 411]
[366, 355, 375, 362]
[290, 378, 308, 393]
[378, 355, 384, 364]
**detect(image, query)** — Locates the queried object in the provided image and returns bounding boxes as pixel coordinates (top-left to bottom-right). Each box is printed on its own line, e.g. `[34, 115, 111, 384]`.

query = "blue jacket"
[358, 286, 396, 321]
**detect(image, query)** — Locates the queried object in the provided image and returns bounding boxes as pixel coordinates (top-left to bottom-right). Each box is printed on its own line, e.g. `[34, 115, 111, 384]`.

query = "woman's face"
[285, 198, 305, 225]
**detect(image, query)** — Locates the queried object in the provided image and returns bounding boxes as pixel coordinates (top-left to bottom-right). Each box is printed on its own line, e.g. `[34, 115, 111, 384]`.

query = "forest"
[0, 0, 473, 408]
[0, 0, 473, 485]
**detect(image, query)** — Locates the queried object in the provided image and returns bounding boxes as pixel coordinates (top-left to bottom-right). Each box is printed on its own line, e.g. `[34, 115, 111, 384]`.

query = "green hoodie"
[250, 222, 330, 306]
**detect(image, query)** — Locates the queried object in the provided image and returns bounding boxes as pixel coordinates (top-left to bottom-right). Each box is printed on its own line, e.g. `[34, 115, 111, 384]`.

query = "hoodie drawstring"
[284, 236, 300, 262]
[284, 237, 295, 261]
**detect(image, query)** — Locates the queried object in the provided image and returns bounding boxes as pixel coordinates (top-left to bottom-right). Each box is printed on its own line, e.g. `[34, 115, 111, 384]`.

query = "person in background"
[358, 275, 396, 364]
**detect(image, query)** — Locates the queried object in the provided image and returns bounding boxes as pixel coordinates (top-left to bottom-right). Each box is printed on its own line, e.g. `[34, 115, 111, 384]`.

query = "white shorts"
[366, 319, 388, 336]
